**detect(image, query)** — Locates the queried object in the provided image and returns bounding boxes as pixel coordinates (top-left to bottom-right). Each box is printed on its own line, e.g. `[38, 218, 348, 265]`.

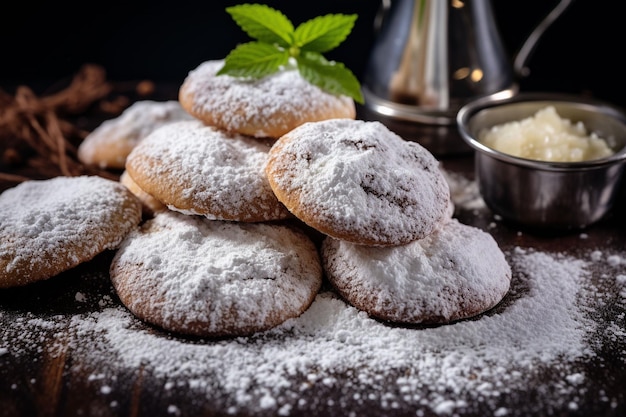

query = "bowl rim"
[456, 92, 626, 171]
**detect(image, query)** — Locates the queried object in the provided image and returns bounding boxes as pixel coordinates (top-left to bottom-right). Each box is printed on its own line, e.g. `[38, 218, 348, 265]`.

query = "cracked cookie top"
[265, 118, 451, 246]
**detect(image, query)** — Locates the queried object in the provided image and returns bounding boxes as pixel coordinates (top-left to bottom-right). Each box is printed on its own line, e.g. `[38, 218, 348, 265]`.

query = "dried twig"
[0, 64, 121, 184]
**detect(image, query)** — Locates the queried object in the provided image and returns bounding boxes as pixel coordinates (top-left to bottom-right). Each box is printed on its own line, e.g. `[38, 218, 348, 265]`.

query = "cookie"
[321, 218, 512, 324]
[179, 60, 356, 139]
[0, 175, 142, 288]
[110, 211, 323, 337]
[119, 170, 165, 217]
[125, 120, 292, 222]
[78, 100, 194, 169]
[266, 118, 451, 246]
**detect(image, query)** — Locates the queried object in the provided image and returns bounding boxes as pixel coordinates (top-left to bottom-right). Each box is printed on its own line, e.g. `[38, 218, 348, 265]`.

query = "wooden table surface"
[1, 97, 625, 417]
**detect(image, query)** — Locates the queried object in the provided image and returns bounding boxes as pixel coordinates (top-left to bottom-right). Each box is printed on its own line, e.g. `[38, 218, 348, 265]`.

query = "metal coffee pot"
[361, 0, 573, 154]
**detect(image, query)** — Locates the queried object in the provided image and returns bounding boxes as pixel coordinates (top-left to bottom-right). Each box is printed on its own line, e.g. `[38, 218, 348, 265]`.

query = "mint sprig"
[217, 3, 364, 104]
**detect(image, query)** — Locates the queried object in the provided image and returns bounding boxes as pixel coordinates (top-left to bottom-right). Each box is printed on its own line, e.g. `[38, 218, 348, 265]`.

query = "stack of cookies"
[110, 58, 511, 336]
[108, 59, 357, 338]
[1, 57, 512, 338]
[265, 118, 512, 325]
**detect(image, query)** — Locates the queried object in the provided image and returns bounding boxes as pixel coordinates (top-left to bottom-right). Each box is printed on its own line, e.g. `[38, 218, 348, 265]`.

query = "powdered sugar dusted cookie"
[119, 170, 165, 217]
[125, 120, 291, 222]
[322, 219, 511, 324]
[0, 176, 142, 288]
[110, 211, 323, 337]
[78, 100, 194, 169]
[179, 60, 356, 138]
[266, 119, 451, 246]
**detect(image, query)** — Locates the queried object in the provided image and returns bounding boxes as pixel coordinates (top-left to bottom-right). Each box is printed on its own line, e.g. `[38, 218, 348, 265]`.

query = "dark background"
[1, 0, 625, 108]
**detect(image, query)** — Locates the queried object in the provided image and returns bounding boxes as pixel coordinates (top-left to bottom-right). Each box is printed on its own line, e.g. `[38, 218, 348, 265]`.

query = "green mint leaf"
[217, 42, 290, 78]
[218, 3, 363, 102]
[226, 4, 294, 48]
[294, 14, 358, 53]
[297, 52, 364, 104]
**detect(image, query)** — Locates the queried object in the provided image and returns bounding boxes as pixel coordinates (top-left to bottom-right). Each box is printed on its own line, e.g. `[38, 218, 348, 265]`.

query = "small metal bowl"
[456, 92, 626, 231]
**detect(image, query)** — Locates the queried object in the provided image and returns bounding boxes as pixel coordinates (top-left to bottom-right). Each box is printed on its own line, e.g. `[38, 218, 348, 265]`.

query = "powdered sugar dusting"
[322, 219, 511, 323]
[442, 169, 485, 212]
[0, 176, 141, 286]
[2, 246, 621, 416]
[109, 211, 322, 336]
[126, 120, 290, 221]
[267, 119, 451, 245]
[180, 60, 354, 138]
[78, 100, 193, 168]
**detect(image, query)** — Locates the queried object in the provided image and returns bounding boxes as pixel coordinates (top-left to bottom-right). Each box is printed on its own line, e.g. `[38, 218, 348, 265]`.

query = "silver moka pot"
[361, 0, 573, 154]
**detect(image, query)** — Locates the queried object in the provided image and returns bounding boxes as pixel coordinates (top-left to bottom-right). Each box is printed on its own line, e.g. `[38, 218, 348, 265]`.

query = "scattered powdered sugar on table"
[2, 169, 624, 416]
[440, 168, 486, 216]
[2, 246, 621, 416]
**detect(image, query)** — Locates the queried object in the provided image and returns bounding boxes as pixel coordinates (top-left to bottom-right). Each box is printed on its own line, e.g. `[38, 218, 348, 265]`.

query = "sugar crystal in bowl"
[456, 93, 626, 230]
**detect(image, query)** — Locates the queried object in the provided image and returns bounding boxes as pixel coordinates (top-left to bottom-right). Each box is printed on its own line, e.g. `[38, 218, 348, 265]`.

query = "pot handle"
[513, 0, 574, 77]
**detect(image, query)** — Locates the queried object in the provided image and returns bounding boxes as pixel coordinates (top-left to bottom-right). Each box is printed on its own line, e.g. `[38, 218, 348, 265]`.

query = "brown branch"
[0, 64, 123, 184]
[0, 172, 32, 183]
